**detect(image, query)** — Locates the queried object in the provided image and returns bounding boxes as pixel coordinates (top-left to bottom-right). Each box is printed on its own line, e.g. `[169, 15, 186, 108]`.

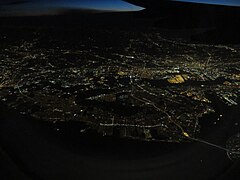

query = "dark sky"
[0, 0, 144, 16]
[174, 0, 240, 6]
[1, 0, 240, 16]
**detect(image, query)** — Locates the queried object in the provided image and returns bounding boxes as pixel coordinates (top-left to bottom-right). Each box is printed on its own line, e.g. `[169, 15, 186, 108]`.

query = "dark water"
[0, 101, 239, 180]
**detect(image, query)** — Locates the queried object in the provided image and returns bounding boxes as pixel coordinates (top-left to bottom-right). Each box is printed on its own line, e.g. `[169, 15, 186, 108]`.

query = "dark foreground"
[0, 99, 240, 180]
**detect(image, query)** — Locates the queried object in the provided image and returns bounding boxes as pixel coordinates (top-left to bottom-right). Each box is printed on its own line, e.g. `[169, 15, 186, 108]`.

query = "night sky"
[0, 0, 144, 16]
[174, 0, 240, 6]
[1, 0, 240, 16]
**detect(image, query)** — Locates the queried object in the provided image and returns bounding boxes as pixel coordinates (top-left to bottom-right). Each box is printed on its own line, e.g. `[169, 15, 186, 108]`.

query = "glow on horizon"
[62, 0, 144, 11]
[0, 0, 144, 16]
[174, 0, 240, 7]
